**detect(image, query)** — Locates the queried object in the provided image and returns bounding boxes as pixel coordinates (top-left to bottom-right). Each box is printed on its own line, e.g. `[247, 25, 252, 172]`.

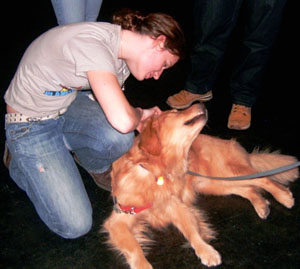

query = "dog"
[103, 103, 298, 268]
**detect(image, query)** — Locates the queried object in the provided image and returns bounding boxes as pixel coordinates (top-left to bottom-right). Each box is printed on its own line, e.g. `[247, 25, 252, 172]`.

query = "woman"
[4, 9, 185, 239]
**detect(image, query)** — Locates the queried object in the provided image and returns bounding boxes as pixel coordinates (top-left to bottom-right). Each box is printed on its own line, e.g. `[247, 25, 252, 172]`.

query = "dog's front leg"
[104, 212, 153, 269]
[170, 201, 222, 267]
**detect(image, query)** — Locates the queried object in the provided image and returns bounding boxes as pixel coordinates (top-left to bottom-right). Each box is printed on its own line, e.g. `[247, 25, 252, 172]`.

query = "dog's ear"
[138, 115, 162, 156]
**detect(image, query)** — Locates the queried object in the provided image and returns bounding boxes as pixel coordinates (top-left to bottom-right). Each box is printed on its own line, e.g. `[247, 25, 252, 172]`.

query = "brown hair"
[113, 9, 185, 59]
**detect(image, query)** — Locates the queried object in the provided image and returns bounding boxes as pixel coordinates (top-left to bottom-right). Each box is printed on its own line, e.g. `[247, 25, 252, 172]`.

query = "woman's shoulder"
[66, 21, 120, 36]
[40, 21, 121, 43]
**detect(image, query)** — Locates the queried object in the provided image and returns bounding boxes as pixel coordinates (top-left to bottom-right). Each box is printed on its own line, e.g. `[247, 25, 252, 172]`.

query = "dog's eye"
[139, 164, 148, 170]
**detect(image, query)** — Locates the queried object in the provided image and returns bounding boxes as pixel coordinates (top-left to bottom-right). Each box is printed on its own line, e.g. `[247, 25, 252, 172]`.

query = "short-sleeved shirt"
[4, 22, 130, 117]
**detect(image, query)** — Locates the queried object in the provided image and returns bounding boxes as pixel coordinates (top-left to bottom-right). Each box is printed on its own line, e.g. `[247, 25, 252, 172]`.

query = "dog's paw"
[254, 199, 270, 219]
[126, 256, 153, 269]
[282, 190, 295, 209]
[275, 188, 295, 209]
[196, 245, 222, 267]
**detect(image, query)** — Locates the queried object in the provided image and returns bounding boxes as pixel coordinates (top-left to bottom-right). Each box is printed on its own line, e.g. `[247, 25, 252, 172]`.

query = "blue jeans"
[186, 0, 286, 107]
[51, 0, 103, 25]
[5, 91, 134, 238]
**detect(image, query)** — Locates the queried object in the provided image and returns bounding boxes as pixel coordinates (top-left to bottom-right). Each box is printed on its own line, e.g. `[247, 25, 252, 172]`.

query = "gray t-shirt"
[4, 22, 130, 117]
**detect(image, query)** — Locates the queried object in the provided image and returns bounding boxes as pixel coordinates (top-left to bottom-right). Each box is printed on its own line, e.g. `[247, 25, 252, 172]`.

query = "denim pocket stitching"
[6, 124, 31, 142]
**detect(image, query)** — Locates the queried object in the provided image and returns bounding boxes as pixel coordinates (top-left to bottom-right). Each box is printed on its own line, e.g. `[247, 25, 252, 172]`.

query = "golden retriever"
[103, 103, 298, 268]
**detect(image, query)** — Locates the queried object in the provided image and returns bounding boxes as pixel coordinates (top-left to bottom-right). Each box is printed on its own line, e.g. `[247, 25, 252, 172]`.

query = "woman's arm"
[87, 70, 160, 133]
[88, 70, 141, 133]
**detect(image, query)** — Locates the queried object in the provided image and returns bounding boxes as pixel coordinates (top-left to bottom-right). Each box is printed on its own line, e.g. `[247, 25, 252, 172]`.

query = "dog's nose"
[193, 102, 208, 120]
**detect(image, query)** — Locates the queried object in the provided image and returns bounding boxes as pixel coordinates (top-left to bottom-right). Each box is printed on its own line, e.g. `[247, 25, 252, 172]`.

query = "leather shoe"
[3, 142, 11, 169]
[89, 167, 112, 192]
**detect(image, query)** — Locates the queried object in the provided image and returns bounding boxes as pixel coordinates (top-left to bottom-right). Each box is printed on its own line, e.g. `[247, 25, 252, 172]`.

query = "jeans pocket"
[6, 123, 31, 142]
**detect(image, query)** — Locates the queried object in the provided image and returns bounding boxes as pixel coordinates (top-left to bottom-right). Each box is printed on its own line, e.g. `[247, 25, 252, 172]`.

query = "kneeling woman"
[4, 9, 185, 238]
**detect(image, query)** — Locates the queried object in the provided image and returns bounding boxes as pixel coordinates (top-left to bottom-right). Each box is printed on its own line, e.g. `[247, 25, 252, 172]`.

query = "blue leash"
[187, 161, 300, 181]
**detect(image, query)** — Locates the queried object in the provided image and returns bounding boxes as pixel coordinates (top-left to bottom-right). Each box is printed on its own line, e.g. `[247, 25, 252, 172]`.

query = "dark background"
[1, 1, 299, 268]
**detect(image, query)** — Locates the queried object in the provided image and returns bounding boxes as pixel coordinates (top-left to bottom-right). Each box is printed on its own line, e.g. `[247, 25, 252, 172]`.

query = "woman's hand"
[135, 106, 162, 133]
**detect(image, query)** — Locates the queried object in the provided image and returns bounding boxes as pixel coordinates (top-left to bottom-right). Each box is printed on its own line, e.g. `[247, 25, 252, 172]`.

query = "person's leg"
[186, 0, 242, 94]
[167, 0, 242, 109]
[230, 0, 287, 107]
[5, 118, 92, 239]
[228, 0, 287, 130]
[63, 91, 134, 174]
[51, 0, 85, 25]
[85, 0, 103, 21]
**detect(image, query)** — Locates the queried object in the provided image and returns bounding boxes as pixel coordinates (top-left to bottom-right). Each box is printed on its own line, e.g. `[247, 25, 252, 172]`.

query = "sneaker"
[73, 154, 112, 191]
[227, 104, 251, 130]
[166, 90, 213, 109]
[3, 142, 11, 169]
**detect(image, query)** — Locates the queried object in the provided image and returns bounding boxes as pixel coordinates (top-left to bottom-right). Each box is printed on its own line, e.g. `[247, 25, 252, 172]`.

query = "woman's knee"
[111, 131, 134, 154]
[51, 209, 93, 239]
[38, 191, 94, 239]
[92, 127, 134, 156]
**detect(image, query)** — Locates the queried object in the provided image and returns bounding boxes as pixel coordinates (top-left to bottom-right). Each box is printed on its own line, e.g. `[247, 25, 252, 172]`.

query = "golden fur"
[103, 103, 298, 268]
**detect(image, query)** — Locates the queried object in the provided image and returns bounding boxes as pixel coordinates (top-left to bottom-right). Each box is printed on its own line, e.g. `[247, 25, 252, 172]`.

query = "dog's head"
[111, 103, 207, 201]
[138, 103, 207, 157]
[132, 103, 207, 182]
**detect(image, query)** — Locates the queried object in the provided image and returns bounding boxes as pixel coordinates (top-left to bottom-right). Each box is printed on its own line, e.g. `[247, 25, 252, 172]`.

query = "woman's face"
[127, 36, 179, 81]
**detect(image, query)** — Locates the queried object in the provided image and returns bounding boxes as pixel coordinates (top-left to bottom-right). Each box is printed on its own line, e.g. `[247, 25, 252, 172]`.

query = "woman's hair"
[113, 9, 185, 59]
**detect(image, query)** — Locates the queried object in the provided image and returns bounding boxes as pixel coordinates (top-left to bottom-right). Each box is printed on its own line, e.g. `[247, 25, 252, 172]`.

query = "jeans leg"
[186, 0, 242, 94]
[5, 118, 92, 239]
[85, 0, 103, 21]
[63, 91, 134, 173]
[51, 0, 85, 25]
[230, 0, 287, 106]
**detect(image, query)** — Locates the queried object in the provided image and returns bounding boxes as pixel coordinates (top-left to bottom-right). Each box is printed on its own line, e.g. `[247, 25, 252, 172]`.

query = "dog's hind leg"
[169, 201, 221, 267]
[249, 177, 295, 209]
[230, 186, 271, 219]
[103, 213, 153, 269]
[194, 174, 294, 212]
[194, 180, 271, 219]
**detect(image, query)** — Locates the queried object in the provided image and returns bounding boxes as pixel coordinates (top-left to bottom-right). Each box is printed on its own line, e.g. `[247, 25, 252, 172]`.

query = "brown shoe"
[89, 167, 112, 192]
[227, 104, 251, 130]
[3, 142, 11, 169]
[166, 90, 213, 109]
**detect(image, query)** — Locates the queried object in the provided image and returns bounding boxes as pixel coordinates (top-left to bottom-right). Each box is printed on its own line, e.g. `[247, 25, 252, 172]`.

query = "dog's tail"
[249, 150, 299, 185]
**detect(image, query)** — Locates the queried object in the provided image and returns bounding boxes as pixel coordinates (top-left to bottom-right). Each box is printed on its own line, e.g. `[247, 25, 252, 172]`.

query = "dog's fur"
[103, 103, 298, 268]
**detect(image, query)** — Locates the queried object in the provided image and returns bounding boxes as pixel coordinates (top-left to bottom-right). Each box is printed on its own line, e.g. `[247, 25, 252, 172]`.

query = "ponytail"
[113, 9, 185, 59]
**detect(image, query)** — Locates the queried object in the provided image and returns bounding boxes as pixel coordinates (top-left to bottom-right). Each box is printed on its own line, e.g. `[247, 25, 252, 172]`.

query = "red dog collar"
[118, 203, 152, 215]
[113, 196, 152, 215]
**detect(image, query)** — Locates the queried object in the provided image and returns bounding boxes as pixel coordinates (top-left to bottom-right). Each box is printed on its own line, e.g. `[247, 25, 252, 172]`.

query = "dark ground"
[1, 1, 299, 268]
